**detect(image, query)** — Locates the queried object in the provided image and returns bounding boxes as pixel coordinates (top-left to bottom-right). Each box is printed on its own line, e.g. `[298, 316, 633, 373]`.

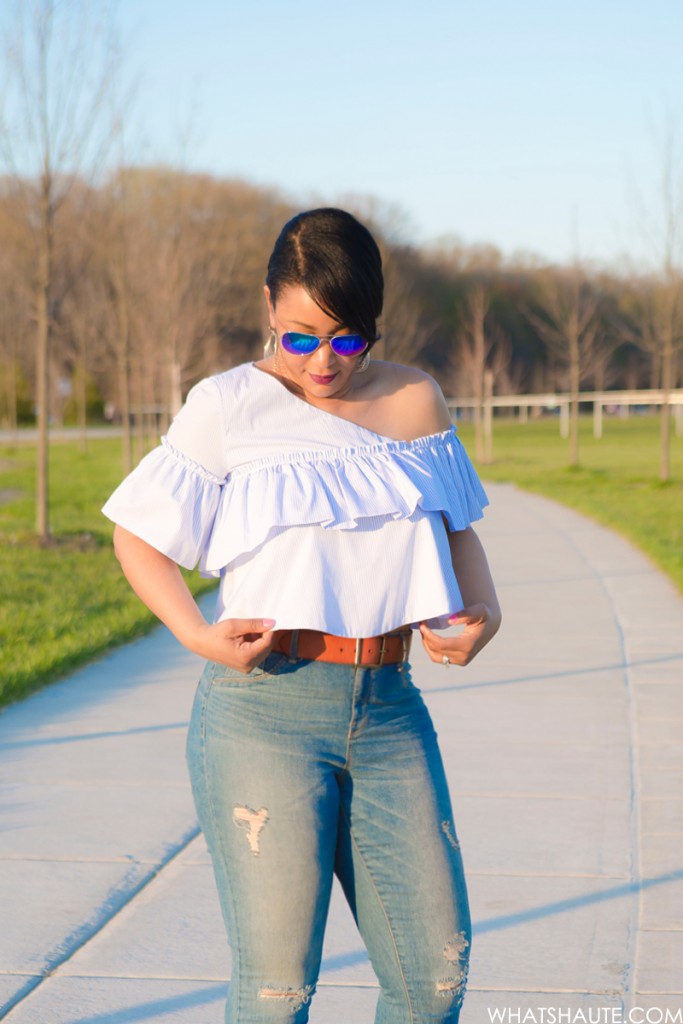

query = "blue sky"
[26, 1, 683, 266]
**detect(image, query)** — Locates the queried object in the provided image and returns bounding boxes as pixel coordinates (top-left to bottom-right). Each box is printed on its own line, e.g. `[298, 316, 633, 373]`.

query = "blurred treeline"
[0, 166, 680, 439]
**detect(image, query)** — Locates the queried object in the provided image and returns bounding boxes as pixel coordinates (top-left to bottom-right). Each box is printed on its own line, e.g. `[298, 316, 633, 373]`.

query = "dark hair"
[266, 208, 383, 345]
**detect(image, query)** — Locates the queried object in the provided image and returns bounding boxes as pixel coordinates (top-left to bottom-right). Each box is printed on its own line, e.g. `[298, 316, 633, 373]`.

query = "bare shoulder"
[366, 361, 453, 437]
[376, 364, 450, 432]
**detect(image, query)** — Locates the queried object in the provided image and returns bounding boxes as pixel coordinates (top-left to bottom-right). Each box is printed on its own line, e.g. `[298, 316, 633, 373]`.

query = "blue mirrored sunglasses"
[280, 331, 368, 357]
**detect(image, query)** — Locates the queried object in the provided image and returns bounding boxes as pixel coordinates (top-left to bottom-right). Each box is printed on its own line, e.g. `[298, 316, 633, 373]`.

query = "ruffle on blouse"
[102, 428, 488, 577]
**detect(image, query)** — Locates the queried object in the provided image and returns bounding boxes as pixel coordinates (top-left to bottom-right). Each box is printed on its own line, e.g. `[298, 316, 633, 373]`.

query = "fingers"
[448, 603, 487, 626]
[191, 618, 277, 671]
[238, 635, 276, 672]
[216, 633, 275, 673]
[419, 605, 491, 668]
[419, 627, 476, 667]
[220, 617, 276, 636]
[220, 623, 276, 672]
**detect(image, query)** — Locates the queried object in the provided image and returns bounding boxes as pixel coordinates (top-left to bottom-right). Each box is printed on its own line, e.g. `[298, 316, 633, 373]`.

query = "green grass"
[456, 414, 683, 595]
[0, 437, 215, 708]
[1, 415, 681, 708]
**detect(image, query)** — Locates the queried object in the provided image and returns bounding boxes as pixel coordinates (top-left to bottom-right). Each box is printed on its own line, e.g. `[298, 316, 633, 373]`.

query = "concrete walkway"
[1, 482, 682, 1024]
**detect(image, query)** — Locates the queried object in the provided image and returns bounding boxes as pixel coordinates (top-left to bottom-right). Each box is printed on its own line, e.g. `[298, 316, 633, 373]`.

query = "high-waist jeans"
[186, 651, 471, 1024]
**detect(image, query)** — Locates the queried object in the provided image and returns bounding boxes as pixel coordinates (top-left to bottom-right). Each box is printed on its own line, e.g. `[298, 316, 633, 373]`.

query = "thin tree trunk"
[470, 288, 487, 462]
[134, 350, 144, 465]
[144, 358, 156, 452]
[659, 335, 673, 483]
[78, 343, 88, 456]
[116, 288, 132, 476]
[483, 368, 493, 464]
[569, 338, 580, 468]
[650, 350, 661, 390]
[35, 177, 53, 540]
[7, 353, 18, 444]
[472, 400, 483, 461]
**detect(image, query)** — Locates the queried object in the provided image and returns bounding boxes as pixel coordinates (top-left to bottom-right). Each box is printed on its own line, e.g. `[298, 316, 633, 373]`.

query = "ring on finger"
[441, 655, 451, 667]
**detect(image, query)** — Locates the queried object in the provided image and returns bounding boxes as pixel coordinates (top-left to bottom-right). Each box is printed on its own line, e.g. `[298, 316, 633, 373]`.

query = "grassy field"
[1, 415, 681, 707]
[457, 413, 683, 595]
[0, 437, 215, 708]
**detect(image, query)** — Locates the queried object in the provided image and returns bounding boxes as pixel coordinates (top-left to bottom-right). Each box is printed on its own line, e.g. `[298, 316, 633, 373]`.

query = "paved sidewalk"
[1, 483, 682, 1023]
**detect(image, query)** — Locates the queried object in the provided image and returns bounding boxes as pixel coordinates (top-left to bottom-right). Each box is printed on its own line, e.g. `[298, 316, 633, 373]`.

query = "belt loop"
[399, 630, 410, 670]
[354, 636, 362, 667]
[288, 629, 300, 663]
[377, 633, 387, 667]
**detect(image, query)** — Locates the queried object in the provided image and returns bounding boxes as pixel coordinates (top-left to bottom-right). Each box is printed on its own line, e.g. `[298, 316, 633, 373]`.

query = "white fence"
[446, 389, 683, 439]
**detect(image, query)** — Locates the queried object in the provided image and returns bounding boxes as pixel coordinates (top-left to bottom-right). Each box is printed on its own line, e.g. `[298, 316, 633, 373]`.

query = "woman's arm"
[113, 526, 276, 672]
[419, 526, 502, 667]
[391, 373, 500, 666]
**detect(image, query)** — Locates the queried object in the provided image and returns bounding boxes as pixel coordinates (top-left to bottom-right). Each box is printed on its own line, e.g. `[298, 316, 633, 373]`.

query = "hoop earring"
[356, 350, 371, 373]
[264, 327, 277, 358]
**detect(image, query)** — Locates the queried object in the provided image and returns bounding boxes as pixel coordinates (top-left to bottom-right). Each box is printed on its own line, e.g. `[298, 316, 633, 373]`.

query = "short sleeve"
[101, 377, 228, 570]
[164, 378, 229, 479]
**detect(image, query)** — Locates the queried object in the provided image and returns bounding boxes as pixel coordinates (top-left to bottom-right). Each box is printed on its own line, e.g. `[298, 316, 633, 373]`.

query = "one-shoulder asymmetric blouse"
[102, 362, 488, 638]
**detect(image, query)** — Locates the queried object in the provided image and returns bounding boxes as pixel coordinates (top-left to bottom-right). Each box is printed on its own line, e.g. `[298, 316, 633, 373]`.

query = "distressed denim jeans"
[186, 651, 471, 1024]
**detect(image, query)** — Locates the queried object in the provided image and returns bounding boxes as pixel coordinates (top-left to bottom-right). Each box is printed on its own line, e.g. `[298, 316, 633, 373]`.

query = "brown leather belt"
[272, 629, 412, 668]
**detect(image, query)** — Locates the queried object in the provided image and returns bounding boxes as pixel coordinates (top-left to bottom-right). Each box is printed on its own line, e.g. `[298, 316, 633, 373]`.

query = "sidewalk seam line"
[531, 500, 641, 1010]
[0, 825, 201, 1021]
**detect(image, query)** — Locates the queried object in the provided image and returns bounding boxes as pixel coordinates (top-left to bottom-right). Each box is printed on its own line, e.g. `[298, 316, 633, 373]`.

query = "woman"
[103, 207, 501, 1024]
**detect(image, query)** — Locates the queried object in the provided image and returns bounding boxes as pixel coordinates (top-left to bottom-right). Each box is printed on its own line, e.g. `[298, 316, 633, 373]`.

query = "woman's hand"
[421, 525, 501, 667]
[188, 618, 277, 673]
[419, 603, 501, 667]
[112, 528, 278, 672]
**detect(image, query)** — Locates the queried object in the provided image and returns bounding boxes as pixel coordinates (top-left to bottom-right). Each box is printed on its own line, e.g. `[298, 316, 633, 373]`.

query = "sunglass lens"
[331, 335, 367, 356]
[281, 332, 319, 355]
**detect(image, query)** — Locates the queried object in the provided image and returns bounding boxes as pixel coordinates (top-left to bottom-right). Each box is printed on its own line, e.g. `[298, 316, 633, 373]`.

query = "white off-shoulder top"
[102, 362, 488, 637]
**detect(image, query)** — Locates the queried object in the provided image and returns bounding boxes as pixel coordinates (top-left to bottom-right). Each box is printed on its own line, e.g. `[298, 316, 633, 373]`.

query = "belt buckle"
[354, 634, 387, 669]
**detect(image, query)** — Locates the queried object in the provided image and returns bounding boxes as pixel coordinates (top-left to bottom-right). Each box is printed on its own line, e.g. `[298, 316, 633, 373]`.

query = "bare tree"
[0, 185, 33, 438]
[0, 279, 30, 439]
[0, 0, 119, 537]
[96, 168, 138, 474]
[376, 244, 431, 365]
[60, 250, 110, 454]
[623, 113, 683, 480]
[633, 274, 683, 479]
[453, 284, 490, 461]
[139, 171, 226, 421]
[526, 268, 602, 467]
[487, 322, 524, 396]
[448, 284, 522, 464]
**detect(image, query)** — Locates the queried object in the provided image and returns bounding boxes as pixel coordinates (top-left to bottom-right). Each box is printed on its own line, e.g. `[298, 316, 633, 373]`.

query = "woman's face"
[265, 283, 366, 401]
